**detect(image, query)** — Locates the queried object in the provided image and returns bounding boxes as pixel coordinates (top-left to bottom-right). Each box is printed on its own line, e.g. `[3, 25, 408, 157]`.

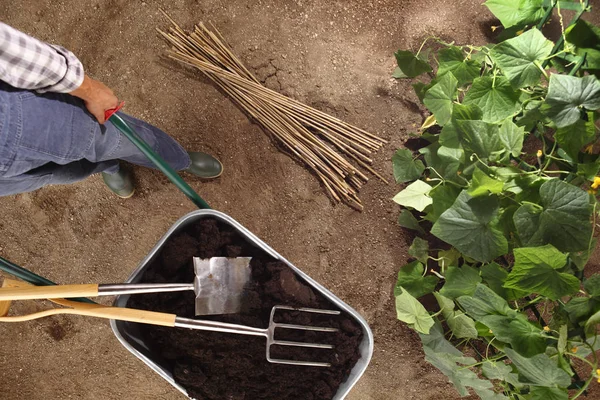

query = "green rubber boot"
[185, 152, 223, 179]
[102, 168, 135, 198]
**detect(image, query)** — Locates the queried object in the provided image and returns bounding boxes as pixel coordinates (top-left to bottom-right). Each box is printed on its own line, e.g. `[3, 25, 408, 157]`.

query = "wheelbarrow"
[0, 105, 373, 399]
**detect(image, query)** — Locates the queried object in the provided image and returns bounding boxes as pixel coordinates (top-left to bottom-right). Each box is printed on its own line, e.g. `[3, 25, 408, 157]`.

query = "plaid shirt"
[0, 22, 84, 93]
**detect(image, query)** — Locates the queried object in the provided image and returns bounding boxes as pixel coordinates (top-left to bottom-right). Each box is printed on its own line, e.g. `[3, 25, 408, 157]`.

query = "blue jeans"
[0, 83, 191, 196]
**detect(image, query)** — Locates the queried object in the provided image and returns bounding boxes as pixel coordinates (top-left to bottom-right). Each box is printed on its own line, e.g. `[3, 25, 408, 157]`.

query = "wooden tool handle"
[0, 305, 177, 327]
[0, 284, 100, 301]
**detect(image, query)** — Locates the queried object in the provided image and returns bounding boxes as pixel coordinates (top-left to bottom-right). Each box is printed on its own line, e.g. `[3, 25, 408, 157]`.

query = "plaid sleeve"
[0, 22, 84, 93]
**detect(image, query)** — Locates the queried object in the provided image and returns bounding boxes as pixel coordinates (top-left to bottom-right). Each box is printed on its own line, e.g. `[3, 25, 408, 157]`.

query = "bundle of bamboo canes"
[158, 11, 387, 210]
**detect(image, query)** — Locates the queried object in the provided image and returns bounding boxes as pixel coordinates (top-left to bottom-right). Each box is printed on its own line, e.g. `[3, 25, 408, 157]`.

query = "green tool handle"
[0, 256, 96, 304]
[107, 112, 211, 210]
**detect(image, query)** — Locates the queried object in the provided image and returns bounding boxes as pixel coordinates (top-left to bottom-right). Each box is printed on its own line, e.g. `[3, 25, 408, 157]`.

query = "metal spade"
[0, 257, 253, 316]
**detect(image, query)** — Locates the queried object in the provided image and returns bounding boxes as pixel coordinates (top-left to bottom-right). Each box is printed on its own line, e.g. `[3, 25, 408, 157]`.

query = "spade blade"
[193, 257, 252, 315]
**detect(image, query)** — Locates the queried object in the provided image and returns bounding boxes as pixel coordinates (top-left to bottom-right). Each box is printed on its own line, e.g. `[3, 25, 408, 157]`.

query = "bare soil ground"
[0, 1, 599, 399]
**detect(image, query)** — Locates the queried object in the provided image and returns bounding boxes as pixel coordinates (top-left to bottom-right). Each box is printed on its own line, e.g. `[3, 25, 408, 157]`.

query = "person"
[0, 22, 222, 199]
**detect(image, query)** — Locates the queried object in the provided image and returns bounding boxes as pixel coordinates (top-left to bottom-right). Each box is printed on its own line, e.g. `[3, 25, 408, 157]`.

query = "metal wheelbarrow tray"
[110, 209, 374, 400]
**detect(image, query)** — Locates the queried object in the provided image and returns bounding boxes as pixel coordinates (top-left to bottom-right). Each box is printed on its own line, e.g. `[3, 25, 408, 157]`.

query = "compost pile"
[128, 218, 363, 400]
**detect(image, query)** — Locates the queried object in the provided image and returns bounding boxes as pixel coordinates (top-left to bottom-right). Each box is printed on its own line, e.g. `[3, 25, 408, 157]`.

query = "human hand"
[69, 74, 120, 124]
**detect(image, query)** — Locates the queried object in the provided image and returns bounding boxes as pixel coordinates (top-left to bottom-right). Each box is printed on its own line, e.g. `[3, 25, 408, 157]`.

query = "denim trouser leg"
[0, 84, 191, 196]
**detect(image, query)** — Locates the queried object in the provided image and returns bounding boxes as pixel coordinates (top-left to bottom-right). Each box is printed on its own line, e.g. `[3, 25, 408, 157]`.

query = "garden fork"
[0, 293, 341, 367]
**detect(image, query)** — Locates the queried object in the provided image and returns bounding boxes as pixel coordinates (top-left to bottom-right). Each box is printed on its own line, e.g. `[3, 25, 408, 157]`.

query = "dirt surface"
[1, 1, 599, 400]
[128, 217, 363, 399]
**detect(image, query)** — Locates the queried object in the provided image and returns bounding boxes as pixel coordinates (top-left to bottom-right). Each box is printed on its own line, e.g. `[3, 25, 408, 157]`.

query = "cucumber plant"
[392, 1, 600, 398]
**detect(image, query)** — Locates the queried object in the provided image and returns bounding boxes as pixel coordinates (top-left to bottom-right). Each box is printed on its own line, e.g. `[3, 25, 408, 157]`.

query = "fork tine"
[267, 357, 333, 368]
[274, 323, 339, 332]
[272, 340, 334, 349]
[266, 305, 341, 367]
[273, 305, 341, 315]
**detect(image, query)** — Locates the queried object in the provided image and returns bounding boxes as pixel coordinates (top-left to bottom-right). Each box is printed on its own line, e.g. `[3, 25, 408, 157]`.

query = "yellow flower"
[543, 326, 550, 332]
[571, 347, 578, 353]
[489, 329, 493, 334]
[588, 189, 598, 195]
[597, 377, 600, 383]
[537, 149, 543, 158]
[516, 29, 525, 35]
[591, 177, 600, 190]
[585, 144, 594, 154]
[491, 25, 500, 32]
[596, 368, 600, 375]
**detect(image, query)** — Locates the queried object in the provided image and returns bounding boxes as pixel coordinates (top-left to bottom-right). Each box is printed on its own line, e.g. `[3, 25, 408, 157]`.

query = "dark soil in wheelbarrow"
[128, 218, 364, 400]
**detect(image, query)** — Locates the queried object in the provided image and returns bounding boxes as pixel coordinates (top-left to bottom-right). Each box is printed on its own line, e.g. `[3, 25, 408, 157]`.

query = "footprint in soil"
[43, 317, 76, 342]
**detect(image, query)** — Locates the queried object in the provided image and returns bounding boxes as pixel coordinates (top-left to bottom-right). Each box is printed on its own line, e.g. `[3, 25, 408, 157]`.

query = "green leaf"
[395, 50, 433, 78]
[413, 82, 432, 103]
[453, 103, 484, 121]
[434, 292, 478, 339]
[394, 260, 439, 298]
[397, 210, 426, 234]
[420, 143, 461, 182]
[463, 76, 521, 123]
[432, 191, 508, 263]
[584, 274, 600, 297]
[438, 248, 461, 268]
[480, 314, 546, 356]
[424, 72, 458, 126]
[395, 286, 434, 334]
[565, 20, 600, 71]
[481, 262, 526, 301]
[393, 180, 433, 212]
[423, 346, 492, 397]
[408, 237, 429, 263]
[425, 184, 462, 223]
[544, 74, 600, 128]
[530, 387, 568, 400]
[498, 119, 524, 157]
[504, 347, 571, 388]
[564, 297, 596, 323]
[570, 238, 596, 271]
[455, 120, 504, 161]
[557, 324, 568, 355]
[554, 114, 597, 159]
[392, 149, 426, 183]
[482, 361, 522, 388]
[577, 161, 600, 181]
[504, 245, 578, 301]
[585, 309, 600, 336]
[419, 319, 463, 355]
[439, 265, 482, 299]
[468, 167, 504, 197]
[513, 179, 593, 252]
[458, 284, 513, 320]
[392, 66, 409, 79]
[484, 0, 545, 28]
[437, 46, 481, 87]
[490, 28, 553, 88]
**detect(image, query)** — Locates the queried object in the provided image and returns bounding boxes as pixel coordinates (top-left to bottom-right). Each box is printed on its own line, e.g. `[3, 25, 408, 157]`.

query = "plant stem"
[569, 54, 587, 76]
[536, 0, 557, 30]
[534, 60, 549, 80]
[571, 377, 594, 400]
[542, 0, 589, 68]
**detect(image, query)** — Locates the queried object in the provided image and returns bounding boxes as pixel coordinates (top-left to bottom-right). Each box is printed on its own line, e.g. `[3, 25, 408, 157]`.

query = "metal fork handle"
[174, 316, 266, 337]
[98, 283, 194, 296]
[0, 283, 195, 301]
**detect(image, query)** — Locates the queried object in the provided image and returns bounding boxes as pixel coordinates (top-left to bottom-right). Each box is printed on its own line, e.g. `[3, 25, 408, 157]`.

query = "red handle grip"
[104, 101, 125, 121]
